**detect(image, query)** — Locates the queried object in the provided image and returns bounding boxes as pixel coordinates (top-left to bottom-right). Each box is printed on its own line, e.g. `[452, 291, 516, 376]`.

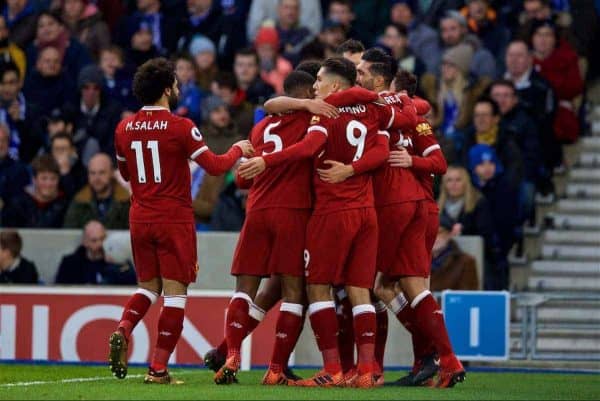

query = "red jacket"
[534, 40, 583, 101]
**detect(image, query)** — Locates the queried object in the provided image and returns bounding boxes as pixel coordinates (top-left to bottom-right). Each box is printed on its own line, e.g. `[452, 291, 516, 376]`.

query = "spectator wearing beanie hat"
[188, 34, 218, 92]
[254, 23, 292, 95]
[467, 143, 518, 290]
[421, 43, 491, 153]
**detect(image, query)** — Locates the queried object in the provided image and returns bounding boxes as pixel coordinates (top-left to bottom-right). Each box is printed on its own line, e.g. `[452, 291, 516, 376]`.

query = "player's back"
[246, 111, 313, 212]
[309, 102, 389, 214]
[115, 106, 198, 223]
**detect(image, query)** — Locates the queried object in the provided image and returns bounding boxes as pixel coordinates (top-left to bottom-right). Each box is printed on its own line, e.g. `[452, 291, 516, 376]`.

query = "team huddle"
[107, 45, 465, 389]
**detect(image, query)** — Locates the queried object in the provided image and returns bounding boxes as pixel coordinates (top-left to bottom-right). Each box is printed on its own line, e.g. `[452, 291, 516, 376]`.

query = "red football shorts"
[376, 201, 428, 278]
[130, 222, 198, 285]
[424, 200, 440, 265]
[231, 208, 311, 277]
[304, 208, 378, 289]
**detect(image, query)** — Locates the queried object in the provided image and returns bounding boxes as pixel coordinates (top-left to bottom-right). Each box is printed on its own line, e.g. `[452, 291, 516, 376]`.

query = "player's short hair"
[0, 60, 20, 80]
[295, 60, 321, 80]
[132, 57, 176, 105]
[361, 47, 390, 64]
[283, 70, 315, 96]
[321, 57, 356, 87]
[31, 154, 60, 177]
[362, 47, 397, 85]
[475, 96, 500, 116]
[336, 39, 365, 55]
[0, 230, 23, 258]
[394, 69, 418, 97]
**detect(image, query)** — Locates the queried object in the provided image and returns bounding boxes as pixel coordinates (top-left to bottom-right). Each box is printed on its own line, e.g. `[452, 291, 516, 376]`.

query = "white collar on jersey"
[141, 106, 169, 111]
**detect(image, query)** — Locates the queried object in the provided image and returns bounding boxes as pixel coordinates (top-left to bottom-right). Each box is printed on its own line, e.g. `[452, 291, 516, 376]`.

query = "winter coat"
[500, 105, 541, 183]
[2, 190, 69, 228]
[25, 38, 92, 82]
[0, 156, 30, 204]
[0, 257, 39, 284]
[63, 181, 130, 229]
[22, 70, 78, 118]
[430, 240, 479, 291]
[55, 245, 136, 285]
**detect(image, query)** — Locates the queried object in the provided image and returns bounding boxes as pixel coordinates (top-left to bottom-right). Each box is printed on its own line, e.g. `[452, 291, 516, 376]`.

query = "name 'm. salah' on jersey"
[114, 106, 212, 223]
[245, 111, 313, 212]
[307, 102, 396, 215]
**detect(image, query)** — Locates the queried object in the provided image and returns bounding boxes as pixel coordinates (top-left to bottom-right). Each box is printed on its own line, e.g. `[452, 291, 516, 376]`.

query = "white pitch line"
[1, 370, 198, 388]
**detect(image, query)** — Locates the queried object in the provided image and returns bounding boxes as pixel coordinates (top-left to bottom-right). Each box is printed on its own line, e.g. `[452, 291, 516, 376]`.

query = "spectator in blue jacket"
[174, 54, 204, 124]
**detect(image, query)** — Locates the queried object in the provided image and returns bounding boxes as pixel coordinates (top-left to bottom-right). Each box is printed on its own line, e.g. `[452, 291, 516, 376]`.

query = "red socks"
[224, 292, 252, 358]
[411, 291, 454, 358]
[118, 288, 157, 340]
[336, 294, 355, 373]
[352, 304, 376, 375]
[217, 302, 264, 357]
[150, 295, 186, 372]
[269, 303, 304, 373]
[374, 301, 388, 374]
[308, 301, 341, 374]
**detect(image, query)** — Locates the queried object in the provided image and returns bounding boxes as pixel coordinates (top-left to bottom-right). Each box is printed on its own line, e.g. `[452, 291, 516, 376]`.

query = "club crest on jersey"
[191, 127, 203, 141]
[310, 115, 320, 125]
[416, 122, 433, 136]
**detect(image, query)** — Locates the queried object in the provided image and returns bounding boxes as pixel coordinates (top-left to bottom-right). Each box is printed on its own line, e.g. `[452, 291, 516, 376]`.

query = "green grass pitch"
[1, 364, 599, 400]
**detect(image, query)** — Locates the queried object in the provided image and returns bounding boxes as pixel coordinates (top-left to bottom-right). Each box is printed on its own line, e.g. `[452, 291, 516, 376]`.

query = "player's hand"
[317, 160, 354, 183]
[238, 157, 266, 179]
[305, 99, 339, 118]
[234, 140, 254, 157]
[389, 147, 412, 168]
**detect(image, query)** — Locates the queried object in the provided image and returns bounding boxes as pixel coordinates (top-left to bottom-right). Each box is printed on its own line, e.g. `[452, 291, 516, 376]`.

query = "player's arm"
[235, 165, 254, 189]
[413, 96, 431, 116]
[325, 86, 379, 106]
[263, 97, 338, 118]
[317, 132, 390, 183]
[238, 126, 327, 179]
[379, 101, 417, 132]
[114, 130, 130, 181]
[193, 141, 253, 176]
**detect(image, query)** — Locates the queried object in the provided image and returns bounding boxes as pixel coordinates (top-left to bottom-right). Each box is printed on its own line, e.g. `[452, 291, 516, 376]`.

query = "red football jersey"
[308, 102, 395, 215]
[245, 111, 313, 212]
[372, 93, 425, 206]
[408, 116, 445, 203]
[114, 106, 208, 223]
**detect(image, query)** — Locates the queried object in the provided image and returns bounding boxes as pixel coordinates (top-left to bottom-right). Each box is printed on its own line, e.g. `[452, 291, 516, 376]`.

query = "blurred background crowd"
[0, 0, 597, 291]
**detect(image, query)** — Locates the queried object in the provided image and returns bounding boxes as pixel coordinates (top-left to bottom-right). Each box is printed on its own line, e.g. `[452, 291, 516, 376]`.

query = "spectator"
[530, 19, 583, 146]
[41, 106, 75, 152]
[63, 152, 129, 229]
[99, 45, 137, 113]
[490, 80, 540, 216]
[55, 220, 136, 284]
[233, 47, 275, 105]
[210, 180, 247, 231]
[389, 0, 440, 74]
[0, 122, 29, 207]
[336, 38, 364, 66]
[188, 34, 217, 92]
[3, 0, 38, 49]
[0, 61, 43, 162]
[460, 0, 510, 60]
[200, 95, 243, 154]
[430, 214, 479, 291]
[462, 97, 523, 187]
[437, 10, 496, 79]
[377, 22, 425, 77]
[115, 0, 178, 57]
[327, 0, 360, 44]
[50, 132, 86, 201]
[2, 154, 68, 228]
[178, 0, 223, 51]
[351, 0, 390, 47]
[22, 47, 77, 118]
[60, 0, 111, 60]
[300, 19, 347, 61]
[174, 53, 203, 124]
[68, 64, 122, 162]
[468, 144, 519, 290]
[0, 15, 26, 79]
[254, 24, 293, 95]
[421, 44, 491, 155]
[414, 0, 465, 28]
[504, 39, 556, 194]
[211, 71, 254, 137]
[0, 230, 39, 284]
[275, 0, 313, 65]
[25, 10, 92, 80]
[247, 0, 321, 41]
[123, 18, 160, 67]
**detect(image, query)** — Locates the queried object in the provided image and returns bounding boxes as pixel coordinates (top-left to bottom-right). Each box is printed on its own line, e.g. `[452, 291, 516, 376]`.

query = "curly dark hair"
[283, 70, 315, 96]
[321, 57, 356, 87]
[132, 58, 176, 105]
[394, 69, 418, 97]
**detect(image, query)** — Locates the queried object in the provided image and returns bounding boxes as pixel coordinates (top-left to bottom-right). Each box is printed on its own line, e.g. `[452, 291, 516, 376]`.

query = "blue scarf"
[0, 92, 26, 160]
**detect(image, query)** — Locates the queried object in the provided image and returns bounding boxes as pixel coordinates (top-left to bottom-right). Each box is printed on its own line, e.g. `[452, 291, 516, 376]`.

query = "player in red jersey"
[240, 57, 417, 388]
[108, 58, 253, 384]
[213, 71, 327, 386]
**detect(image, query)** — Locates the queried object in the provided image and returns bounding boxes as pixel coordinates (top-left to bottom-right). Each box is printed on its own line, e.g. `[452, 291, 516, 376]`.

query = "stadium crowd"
[0, 0, 595, 291]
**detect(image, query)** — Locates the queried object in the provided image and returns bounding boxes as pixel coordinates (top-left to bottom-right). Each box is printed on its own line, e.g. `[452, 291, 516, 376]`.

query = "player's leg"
[145, 223, 198, 385]
[372, 293, 388, 383]
[110, 223, 160, 380]
[334, 288, 356, 379]
[343, 208, 379, 388]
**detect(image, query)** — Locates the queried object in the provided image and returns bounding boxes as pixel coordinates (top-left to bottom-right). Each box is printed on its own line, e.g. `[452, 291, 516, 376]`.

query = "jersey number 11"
[131, 140, 162, 183]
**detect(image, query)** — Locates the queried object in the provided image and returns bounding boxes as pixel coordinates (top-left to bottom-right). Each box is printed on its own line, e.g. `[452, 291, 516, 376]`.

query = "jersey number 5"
[346, 120, 367, 161]
[131, 140, 161, 183]
[262, 121, 283, 155]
